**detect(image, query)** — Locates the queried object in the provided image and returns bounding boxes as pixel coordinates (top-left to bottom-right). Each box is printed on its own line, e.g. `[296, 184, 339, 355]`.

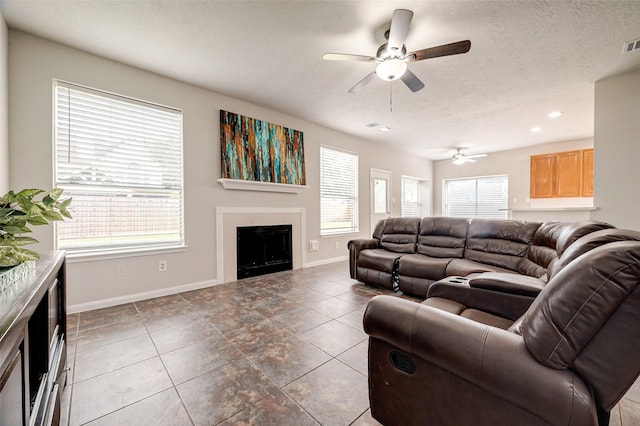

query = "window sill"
[320, 231, 360, 237]
[64, 245, 187, 263]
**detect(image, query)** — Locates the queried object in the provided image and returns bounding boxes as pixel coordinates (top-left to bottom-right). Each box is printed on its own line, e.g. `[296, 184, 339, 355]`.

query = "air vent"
[366, 122, 381, 128]
[623, 38, 640, 54]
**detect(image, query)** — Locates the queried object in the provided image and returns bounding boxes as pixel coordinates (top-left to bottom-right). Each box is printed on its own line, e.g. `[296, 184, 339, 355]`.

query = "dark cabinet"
[0, 251, 66, 426]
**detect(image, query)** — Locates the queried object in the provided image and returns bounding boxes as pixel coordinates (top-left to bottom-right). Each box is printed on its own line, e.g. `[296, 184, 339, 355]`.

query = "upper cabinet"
[530, 154, 555, 198]
[581, 149, 594, 197]
[530, 149, 593, 198]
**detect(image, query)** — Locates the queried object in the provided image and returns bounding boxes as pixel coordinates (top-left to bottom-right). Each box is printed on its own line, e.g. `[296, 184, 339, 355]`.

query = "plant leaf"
[16, 189, 44, 198]
[26, 215, 48, 226]
[1, 225, 23, 235]
[47, 188, 64, 200]
[7, 236, 39, 246]
[59, 208, 73, 219]
[41, 210, 64, 221]
[60, 198, 72, 209]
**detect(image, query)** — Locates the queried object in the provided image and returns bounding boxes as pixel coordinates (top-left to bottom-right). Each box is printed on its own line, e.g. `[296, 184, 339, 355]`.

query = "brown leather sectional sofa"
[349, 217, 613, 318]
[352, 217, 640, 425]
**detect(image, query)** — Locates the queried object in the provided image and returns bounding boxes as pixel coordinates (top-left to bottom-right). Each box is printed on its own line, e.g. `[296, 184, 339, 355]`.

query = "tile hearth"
[62, 261, 640, 425]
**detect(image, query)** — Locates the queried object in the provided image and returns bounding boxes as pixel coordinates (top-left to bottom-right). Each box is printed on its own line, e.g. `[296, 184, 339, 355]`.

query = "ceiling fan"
[322, 9, 471, 94]
[452, 149, 487, 165]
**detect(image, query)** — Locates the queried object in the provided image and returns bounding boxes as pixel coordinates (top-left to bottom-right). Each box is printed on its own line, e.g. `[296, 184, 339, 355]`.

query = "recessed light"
[530, 127, 542, 133]
[378, 126, 391, 132]
[548, 111, 562, 118]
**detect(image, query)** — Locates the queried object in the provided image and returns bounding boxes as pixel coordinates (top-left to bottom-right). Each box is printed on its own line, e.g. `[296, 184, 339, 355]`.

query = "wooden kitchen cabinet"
[530, 149, 593, 198]
[554, 150, 583, 197]
[530, 154, 555, 198]
[582, 149, 594, 197]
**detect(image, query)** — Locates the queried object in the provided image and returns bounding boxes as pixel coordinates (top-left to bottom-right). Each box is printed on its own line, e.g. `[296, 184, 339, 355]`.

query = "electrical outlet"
[116, 265, 125, 278]
[309, 240, 319, 252]
[158, 260, 167, 272]
[335, 242, 340, 249]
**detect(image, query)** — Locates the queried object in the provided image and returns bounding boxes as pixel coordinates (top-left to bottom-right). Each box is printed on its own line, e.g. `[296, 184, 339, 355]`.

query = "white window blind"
[444, 175, 508, 219]
[401, 177, 421, 217]
[53, 81, 184, 254]
[320, 146, 358, 235]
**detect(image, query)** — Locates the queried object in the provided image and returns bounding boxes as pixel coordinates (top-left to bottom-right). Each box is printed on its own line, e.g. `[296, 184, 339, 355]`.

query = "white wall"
[433, 138, 594, 222]
[7, 30, 433, 310]
[0, 11, 8, 193]
[591, 68, 640, 230]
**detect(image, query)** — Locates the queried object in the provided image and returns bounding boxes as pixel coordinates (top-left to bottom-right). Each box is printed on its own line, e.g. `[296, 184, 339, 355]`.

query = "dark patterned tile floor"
[62, 261, 640, 425]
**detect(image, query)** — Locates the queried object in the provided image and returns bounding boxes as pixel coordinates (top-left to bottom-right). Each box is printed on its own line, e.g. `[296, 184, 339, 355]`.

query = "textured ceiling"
[2, 1, 640, 160]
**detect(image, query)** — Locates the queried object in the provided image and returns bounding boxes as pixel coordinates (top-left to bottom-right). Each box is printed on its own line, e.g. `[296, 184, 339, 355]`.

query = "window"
[53, 81, 184, 255]
[444, 175, 508, 219]
[401, 177, 421, 217]
[320, 146, 358, 235]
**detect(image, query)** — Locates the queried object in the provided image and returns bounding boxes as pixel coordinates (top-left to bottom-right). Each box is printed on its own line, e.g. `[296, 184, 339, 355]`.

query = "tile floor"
[61, 261, 640, 425]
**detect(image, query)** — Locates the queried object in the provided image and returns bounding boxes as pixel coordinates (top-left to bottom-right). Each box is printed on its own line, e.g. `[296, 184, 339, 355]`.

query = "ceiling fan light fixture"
[376, 58, 407, 81]
[452, 157, 466, 165]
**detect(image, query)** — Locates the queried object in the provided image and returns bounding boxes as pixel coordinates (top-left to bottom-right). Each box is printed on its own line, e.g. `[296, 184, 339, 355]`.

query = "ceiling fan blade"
[466, 153, 487, 159]
[387, 9, 413, 55]
[408, 40, 471, 62]
[400, 69, 425, 92]
[323, 53, 376, 62]
[348, 72, 377, 94]
[465, 158, 477, 163]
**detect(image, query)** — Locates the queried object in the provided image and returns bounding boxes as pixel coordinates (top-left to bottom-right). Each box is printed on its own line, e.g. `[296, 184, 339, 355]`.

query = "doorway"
[370, 169, 391, 235]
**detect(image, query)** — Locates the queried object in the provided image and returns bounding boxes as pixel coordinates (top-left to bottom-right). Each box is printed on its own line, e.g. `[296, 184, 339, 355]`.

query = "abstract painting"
[220, 110, 306, 185]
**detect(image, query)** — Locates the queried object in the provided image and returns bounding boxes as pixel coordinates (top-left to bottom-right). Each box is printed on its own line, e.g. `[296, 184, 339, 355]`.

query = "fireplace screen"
[236, 225, 293, 279]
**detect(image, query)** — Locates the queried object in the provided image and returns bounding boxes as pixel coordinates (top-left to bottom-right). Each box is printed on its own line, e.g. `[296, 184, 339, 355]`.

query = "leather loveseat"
[349, 217, 613, 313]
[363, 228, 640, 426]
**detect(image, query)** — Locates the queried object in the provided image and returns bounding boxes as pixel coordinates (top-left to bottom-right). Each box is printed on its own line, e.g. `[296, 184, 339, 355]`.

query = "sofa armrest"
[469, 272, 545, 297]
[427, 279, 534, 320]
[363, 295, 596, 426]
[347, 238, 379, 279]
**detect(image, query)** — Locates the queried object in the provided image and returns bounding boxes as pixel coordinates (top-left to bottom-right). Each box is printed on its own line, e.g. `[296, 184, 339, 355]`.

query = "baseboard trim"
[68, 257, 348, 314]
[303, 255, 348, 268]
[67, 278, 221, 314]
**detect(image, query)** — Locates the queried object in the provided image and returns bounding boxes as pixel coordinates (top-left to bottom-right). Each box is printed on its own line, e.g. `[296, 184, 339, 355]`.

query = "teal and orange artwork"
[220, 110, 306, 185]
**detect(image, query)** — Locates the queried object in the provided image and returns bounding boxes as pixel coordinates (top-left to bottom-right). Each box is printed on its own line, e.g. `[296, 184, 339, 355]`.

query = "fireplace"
[236, 224, 293, 279]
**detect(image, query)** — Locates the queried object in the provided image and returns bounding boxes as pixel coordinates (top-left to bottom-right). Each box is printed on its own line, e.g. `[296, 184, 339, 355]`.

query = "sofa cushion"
[464, 219, 540, 272]
[358, 248, 402, 273]
[416, 217, 468, 258]
[445, 258, 515, 276]
[422, 297, 513, 329]
[379, 217, 420, 253]
[398, 254, 451, 280]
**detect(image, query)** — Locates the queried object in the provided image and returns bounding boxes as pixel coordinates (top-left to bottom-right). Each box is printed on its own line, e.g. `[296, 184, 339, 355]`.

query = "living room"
[1, 2, 640, 425]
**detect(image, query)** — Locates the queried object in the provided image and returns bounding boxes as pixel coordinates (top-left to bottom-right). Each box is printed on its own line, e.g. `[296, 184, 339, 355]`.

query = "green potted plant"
[0, 188, 72, 269]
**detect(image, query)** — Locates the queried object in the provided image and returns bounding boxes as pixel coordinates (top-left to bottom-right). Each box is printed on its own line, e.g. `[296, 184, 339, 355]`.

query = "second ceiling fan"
[323, 9, 471, 94]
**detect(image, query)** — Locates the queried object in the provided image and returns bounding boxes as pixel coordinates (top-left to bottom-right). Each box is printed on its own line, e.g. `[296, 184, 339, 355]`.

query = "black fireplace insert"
[236, 224, 293, 279]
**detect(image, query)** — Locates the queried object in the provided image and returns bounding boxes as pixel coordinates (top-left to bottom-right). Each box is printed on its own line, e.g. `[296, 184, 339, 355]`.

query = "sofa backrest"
[464, 219, 540, 272]
[545, 220, 616, 278]
[549, 228, 640, 278]
[379, 217, 421, 253]
[522, 241, 640, 411]
[518, 220, 615, 279]
[372, 219, 386, 240]
[416, 217, 468, 258]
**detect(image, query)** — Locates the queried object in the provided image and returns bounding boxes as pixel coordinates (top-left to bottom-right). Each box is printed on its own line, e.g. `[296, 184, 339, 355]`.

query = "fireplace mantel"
[217, 178, 308, 193]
